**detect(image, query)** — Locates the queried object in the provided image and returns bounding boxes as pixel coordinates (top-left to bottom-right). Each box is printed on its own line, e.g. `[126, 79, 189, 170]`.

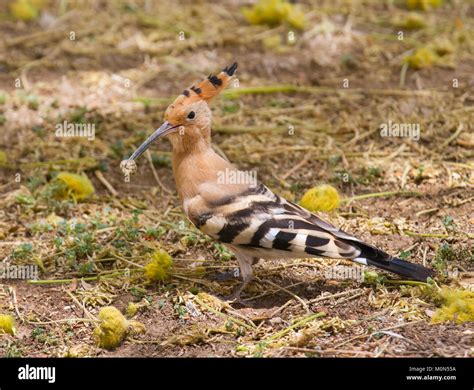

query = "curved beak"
[128, 121, 180, 161]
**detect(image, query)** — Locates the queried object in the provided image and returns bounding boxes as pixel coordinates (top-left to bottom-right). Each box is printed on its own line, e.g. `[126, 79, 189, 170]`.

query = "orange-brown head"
[127, 63, 237, 160]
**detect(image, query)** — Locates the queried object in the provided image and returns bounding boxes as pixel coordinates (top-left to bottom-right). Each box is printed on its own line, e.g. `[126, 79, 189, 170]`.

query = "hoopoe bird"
[122, 63, 434, 302]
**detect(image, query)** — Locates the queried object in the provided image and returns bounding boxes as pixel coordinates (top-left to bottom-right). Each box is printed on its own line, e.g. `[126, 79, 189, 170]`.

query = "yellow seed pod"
[404, 48, 438, 69]
[0, 314, 16, 335]
[93, 306, 129, 350]
[54, 172, 95, 201]
[143, 249, 173, 282]
[394, 13, 426, 30]
[0, 151, 7, 165]
[406, 0, 443, 11]
[9, 0, 39, 22]
[127, 320, 146, 336]
[126, 302, 139, 318]
[242, 0, 305, 30]
[299, 185, 341, 212]
[431, 288, 474, 324]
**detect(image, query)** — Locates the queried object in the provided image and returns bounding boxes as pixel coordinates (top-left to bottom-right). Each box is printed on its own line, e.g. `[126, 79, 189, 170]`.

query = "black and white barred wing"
[193, 183, 434, 281]
[197, 184, 367, 260]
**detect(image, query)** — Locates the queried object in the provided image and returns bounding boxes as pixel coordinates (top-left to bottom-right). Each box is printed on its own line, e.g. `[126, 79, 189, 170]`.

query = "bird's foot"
[208, 270, 238, 282]
[224, 293, 254, 308]
[224, 279, 253, 307]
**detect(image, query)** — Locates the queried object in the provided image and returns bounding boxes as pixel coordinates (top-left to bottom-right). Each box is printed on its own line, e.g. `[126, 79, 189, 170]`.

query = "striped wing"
[193, 183, 383, 261]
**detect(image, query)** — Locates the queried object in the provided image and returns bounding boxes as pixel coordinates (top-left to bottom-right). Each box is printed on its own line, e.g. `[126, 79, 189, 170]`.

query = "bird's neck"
[172, 139, 232, 201]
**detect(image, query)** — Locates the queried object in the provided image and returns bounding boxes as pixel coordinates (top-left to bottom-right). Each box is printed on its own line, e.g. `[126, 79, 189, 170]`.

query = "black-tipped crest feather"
[223, 62, 238, 76]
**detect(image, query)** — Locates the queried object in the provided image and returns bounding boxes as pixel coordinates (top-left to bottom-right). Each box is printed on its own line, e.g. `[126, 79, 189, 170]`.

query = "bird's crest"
[172, 62, 238, 107]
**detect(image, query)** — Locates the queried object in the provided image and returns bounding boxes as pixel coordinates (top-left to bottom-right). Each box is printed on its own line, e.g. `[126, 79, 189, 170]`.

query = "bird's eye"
[187, 111, 196, 120]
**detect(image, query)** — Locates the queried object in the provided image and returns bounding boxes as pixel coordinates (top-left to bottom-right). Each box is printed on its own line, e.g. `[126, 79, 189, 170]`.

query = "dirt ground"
[0, 0, 473, 357]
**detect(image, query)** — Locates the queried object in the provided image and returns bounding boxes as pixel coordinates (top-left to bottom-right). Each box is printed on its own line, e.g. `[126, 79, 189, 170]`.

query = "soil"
[0, 0, 473, 357]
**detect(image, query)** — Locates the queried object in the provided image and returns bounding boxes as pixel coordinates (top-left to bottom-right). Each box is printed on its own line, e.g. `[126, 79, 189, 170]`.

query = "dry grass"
[0, 0, 473, 357]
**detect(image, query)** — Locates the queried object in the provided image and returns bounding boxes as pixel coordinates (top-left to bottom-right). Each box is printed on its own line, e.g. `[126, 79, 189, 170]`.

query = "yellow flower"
[143, 249, 173, 282]
[404, 48, 438, 69]
[406, 0, 443, 11]
[299, 185, 341, 212]
[54, 172, 95, 201]
[242, 0, 305, 30]
[9, 0, 39, 21]
[432, 288, 474, 324]
[93, 306, 129, 350]
[0, 314, 16, 336]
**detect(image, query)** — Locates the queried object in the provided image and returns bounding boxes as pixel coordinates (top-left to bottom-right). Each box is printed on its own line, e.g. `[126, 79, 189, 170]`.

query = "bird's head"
[127, 62, 237, 159]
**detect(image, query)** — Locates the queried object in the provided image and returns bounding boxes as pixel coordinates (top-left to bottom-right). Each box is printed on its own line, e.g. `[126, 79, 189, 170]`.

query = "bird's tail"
[350, 241, 435, 282]
[364, 257, 434, 281]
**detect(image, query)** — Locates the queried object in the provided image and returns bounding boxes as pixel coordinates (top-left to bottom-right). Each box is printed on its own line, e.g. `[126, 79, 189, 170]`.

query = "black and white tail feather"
[194, 183, 435, 286]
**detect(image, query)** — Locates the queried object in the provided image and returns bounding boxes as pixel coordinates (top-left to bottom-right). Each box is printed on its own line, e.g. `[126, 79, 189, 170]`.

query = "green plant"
[11, 243, 34, 261]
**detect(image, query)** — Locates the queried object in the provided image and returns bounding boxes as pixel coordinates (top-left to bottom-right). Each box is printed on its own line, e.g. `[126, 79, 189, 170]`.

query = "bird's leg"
[226, 253, 254, 305]
[227, 274, 252, 303]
